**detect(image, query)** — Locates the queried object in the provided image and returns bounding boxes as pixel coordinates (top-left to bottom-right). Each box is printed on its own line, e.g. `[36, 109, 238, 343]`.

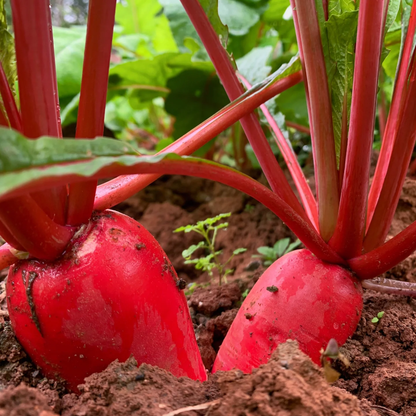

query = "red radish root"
[7, 210, 206, 391]
[213, 249, 363, 373]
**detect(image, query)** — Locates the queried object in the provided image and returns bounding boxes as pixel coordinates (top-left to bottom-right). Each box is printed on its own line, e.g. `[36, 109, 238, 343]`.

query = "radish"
[2, 0, 416, 392]
[212, 250, 363, 372]
[6, 210, 207, 391]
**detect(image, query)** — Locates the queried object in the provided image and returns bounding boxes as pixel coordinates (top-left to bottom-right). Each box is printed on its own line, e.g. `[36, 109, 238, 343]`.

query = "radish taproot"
[6, 210, 207, 391]
[213, 249, 363, 373]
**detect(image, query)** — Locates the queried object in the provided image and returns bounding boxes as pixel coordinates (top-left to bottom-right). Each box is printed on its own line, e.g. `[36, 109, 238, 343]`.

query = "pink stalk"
[239, 74, 318, 230]
[2, 158, 344, 265]
[94, 71, 303, 211]
[349, 218, 416, 280]
[338, 91, 349, 190]
[285, 120, 310, 135]
[0, 243, 19, 270]
[10, 0, 66, 225]
[362, 278, 416, 297]
[0, 221, 25, 250]
[378, 74, 387, 140]
[329, 0, 384, 258]
[0, 63, 22, 132]
[367, 1, 416, 226]
[180, 0, 307, 220]
[293, 0, 339, 241]
[0, 196, 74, 261]
[363, 55, 416, 252]
[67, 0, 117, 226]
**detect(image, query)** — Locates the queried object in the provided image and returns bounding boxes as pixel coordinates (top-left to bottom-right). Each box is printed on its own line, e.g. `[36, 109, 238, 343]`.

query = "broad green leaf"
[165, 68, 229, 139]
[159, 0, 209, 59]
[199, 0, 229, 48]
[385, 0, 401, 34]
[383, 26, 401, 79]
[263, 0, 290, 22]
[285, 239, 302, 253]
[60, 93, 80, 127]
[236, 46, 273, 84]
[53, 26, 86, 100]
[273, 238, 289, 257]
[274, 82, 308, 125]
[218, 0, 260, 36]
[325, 10, 358, 161]
[256, 246, 275, 258]
[328, 0, 357, 15]
[0, 0, 15, 95]
[203, 212, 231, 225]
[115, 0, 177, 53]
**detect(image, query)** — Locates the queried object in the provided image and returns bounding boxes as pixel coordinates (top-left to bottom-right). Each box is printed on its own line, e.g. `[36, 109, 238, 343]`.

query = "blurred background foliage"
[5, 0, 403, 170]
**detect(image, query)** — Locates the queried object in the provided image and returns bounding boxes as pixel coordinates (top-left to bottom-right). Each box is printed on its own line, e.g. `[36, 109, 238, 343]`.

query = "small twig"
[362, 277, 416, 297]
[162, 399, 221, 416]
[371, 404, 400, 416]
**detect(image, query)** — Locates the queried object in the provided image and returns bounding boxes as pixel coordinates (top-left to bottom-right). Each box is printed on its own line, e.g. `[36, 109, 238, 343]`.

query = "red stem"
[0, 63, 22, 132]
[10, 0, 67, 225]
[338, 90, 349, 190]
[94, 71, 303, 211]
[378, 72, 387, 140]
[293, 0, 339, 241]
[239, 74, 319, 230]
[67, 0, 117, 226]
[329, 0, 384, 258]
[3, 158, 345, 265]
[367, 1, 416, 226]
[0, 195, 74, 261]
[349, 217, 416, 280]
[0, 221, 25, 250]
[0, 243, 19, 270]
[363, 54, 416, 252]
[180, 0, 307, 221]
[285, 120, 310, 135]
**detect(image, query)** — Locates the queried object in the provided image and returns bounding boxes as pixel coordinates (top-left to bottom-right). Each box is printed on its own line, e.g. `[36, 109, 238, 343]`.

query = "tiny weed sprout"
[174, 213, 247, 285]
[371, 311, 385, 324]
[253, 238, 302, 266]
[1, 0, 416, 392]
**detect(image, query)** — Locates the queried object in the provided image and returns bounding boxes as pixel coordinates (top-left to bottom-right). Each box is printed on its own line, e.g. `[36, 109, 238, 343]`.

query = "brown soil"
[0, 174, 416, 415]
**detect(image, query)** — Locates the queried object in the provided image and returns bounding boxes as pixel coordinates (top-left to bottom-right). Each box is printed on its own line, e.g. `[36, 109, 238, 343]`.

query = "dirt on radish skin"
[6, 209, 206, 392]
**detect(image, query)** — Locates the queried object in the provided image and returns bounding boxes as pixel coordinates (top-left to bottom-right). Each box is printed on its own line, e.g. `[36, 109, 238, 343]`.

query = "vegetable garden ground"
[0, 171, 415, 416]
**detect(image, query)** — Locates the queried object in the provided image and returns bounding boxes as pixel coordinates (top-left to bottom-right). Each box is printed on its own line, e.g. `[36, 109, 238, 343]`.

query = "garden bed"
[0, 174, 415, 415]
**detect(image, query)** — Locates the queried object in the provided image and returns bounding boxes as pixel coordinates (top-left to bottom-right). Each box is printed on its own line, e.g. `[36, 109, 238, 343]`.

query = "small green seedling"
[371, 311, 385, 324]
[174, 213, 247, 285]
[253, 238, 302, 266]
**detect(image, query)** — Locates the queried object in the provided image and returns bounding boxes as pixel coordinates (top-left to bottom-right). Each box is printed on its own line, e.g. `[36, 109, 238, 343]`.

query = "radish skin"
[7, 210, 206, 391]
[213, 249, 363, 373]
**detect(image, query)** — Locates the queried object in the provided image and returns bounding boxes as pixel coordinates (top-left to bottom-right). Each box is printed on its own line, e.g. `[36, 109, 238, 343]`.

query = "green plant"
[253, 237, 301, 266]
[371, 311, 385, 324]
[174, 213, 247, 285]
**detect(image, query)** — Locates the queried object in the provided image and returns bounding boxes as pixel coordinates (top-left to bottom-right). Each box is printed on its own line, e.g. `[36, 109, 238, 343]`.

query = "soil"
[0, 174, 416, 415]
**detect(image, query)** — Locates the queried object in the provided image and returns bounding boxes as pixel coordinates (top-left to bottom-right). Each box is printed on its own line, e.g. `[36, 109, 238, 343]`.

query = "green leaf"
[199, 0, 229, 48]
[182, 241, 206, 258]
[385, 0, 401, 34]
[377, 311, 385, 319]
[237, 46, 273, 84]
[218, 0, 260, 36]
[165, 68, 229, 139]
[0, 0, 15, 96]
[273, 238, 290, 257]
[256, 246, 275, 259]
[371, 317, 379, 324]
[173, 224, 196, 233]
[115, 0, 177, 53]
[325, 10, 358, 162]
[285, 239, 302, 254]
[263, 0, 290, 22]
[328, 0, 357, 16]
[53, 26, 86, 100]
[204, 212, 232, 225]
[233, 248, 247, 255]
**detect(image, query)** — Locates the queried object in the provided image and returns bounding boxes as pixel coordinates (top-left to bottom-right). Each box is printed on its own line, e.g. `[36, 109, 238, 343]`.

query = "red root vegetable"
[6, 210, 206, 391]
[213, 249, 363, 373]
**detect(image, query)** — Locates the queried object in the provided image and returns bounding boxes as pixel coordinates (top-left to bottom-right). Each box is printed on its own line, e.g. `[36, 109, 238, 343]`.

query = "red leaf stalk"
[0, 195, 74, 261]
[367, 1, 416, 226]
[0, 63, 22, 132]
[3, 158, 344, 265]
[364, 55, 416, 252]
[285, 121, 310, 135]
[329, 0, 384, 258]
[293, 0, 339, 241]
[94, 71, 303, 211]
[349, 215, 416, 280]
[239, 74, 318, 230]
[67, 0, 117, 226]
[10, 0, 66, 225]
[0, 106, 8, 127]
[180, 0, 307, 221]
